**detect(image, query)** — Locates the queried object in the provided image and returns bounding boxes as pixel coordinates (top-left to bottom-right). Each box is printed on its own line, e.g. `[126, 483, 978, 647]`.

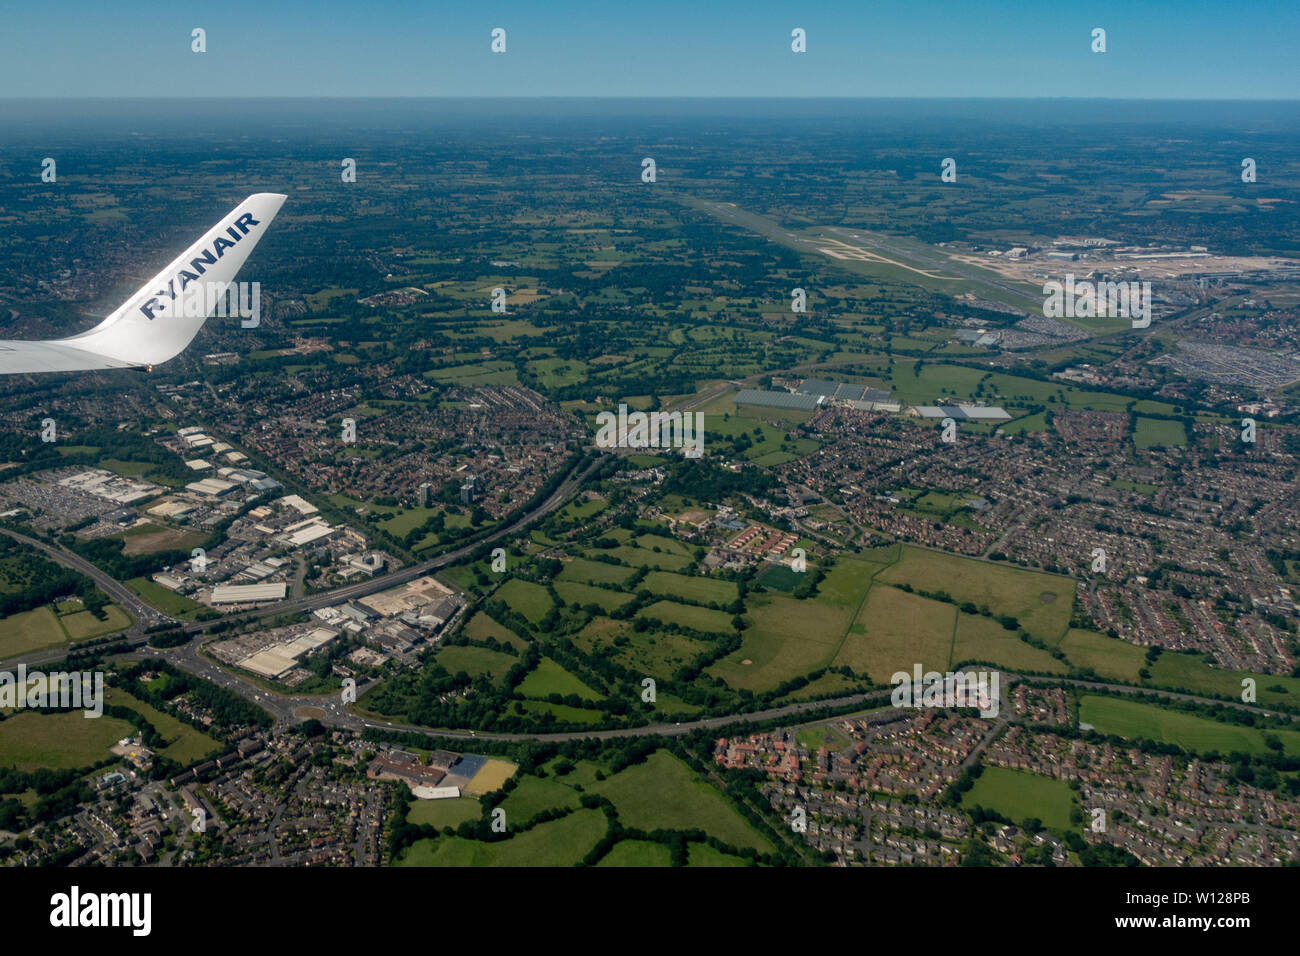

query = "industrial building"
[211, 582, 288, 605]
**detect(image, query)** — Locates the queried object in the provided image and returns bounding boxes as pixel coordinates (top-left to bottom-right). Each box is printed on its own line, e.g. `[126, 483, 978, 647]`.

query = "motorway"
[105, 640, 1300, 747]
[5, 445, 1300, 751]
[0, 526, 168, 629]
[0, 456, 600, 672]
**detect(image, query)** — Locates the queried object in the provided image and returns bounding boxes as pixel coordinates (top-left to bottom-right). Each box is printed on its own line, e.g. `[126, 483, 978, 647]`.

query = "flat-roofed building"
[278, 494, 319, 516]
[282, 522, 335, 548]
[734, 389, 820, 411]
[411, 785, 462, 800]
[186, 477, 237, 498]
[211, 582, 287, 604]
[910, 405, 1011, 421]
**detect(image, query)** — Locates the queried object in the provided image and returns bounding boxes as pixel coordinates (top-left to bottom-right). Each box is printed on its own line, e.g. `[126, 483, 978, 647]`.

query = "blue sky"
[2, 0, 1296, 98]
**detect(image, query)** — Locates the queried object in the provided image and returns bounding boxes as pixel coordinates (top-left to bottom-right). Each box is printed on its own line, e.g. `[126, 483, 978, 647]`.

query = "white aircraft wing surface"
[0, 192, 286, 374]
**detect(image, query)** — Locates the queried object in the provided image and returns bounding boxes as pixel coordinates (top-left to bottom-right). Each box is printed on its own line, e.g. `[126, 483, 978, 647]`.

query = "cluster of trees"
[120, 660, 272, 731]
[0, 535, 110, 619]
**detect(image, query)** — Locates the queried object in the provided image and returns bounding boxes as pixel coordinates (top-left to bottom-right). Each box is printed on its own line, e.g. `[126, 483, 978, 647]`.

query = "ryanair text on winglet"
[137, 212, 263, 321]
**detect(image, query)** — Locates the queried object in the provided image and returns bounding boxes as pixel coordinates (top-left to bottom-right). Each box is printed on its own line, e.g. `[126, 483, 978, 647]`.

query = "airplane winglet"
[0, 193, 286, 374]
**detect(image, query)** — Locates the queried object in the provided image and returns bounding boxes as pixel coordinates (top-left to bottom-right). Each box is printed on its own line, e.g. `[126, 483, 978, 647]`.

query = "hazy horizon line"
[3, 95, 1298, 103]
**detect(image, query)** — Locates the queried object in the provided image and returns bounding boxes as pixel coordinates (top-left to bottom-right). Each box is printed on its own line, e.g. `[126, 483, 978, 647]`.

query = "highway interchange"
[2, 458, 1298, 749]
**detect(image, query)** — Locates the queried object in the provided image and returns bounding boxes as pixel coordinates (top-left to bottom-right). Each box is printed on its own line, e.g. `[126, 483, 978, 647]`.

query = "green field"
[60, 605, 131, 641]
[494, 578, 554, 623]
[126, 577, 207, 621]
[709, 592, 845, 691]
[1134, 417, 1187, 449]
[833, 585, 956, 681]
[961, 766, 1077, 832]
[518, 700, 603, 723]
[394, 808, 606, 866]
[0, 606, 77, 657]
[462, 611, 528, 650]
[643, 571, 739, 606]
[876, 546, 1073, 642]
[687, 842, 754, 867]
[757, 563, 803, 592]
[499, 775, 581, 823]
[951, 612, 1069, 674]
[601, 545, 692, 571]
[1056, 629, 1146, 682]
[558, 556, 637, 587]
[1078, 695, 1300, 757]
[0, 709, 134, 772]
[570, 617, 709, 682]
[709, 556, 881, 691]
[596, 840, 672, 866]
[518, 658, 602, 701]
[406, 797, 481, 828]
[104, 686, 223, 764]
[555, 580, 634, 614]
[639, 599, 735, 634]
[435, 646, 517, 686]
[591, 750, 774, 852]
[1147, 652, 1300, 712]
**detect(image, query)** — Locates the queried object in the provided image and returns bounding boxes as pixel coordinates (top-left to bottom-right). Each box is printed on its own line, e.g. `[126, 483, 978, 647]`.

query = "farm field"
[595, 840, 672, 866]
[590, 750, 774, 853]
[709, 592, 845, 692]
[950, 612, 1069, 674]
[875, 546, 1073, 642]
[687, 842, 755, 866]
[395, 808, 607, 866]
[570, 617, 709, 682]
[435, 646, 517, 686]
[558, 556, 637, 587]
[406, 797, 480, 829]
[60, 605, 131, 641]
[1146, 653, 1300, 711]
[499, 775, 581, 823]
[494, 579, 554, 624]
[709, 556, 880, 691]
[643, 570, 738, 606]
[555, 580, 634, 614]
[1056, 629, 1147, 682]
[598, 545, 692, 571]
[462, 611, 528, 650]
[517, 658, 602, 701]
[0, 606, 77, 657]
[1078, 696, 1300, 757]
[834, 584, 957, 680]
[519, 700, 603, 724]
[639, 599, 734, 634]
[0, 710, 134, 772]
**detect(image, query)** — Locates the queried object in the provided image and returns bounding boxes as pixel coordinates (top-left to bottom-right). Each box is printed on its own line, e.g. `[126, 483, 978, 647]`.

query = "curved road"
[0, 456, 600, 671]
[6, 460, 1299, 749]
